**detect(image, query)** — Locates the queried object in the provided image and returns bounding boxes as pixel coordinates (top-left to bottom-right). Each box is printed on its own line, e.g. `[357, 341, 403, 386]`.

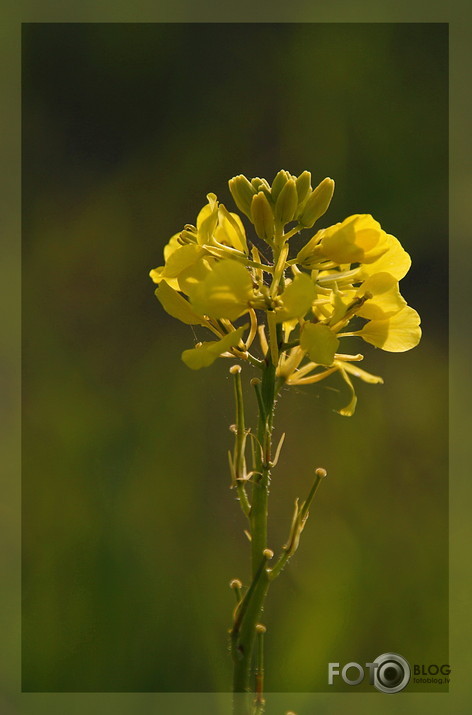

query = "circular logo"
[373, 653, 410, 693]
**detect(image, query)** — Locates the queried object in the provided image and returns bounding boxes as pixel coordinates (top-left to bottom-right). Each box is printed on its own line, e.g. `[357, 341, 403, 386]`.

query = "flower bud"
[228, 175, 256, 219]
[295, 170, 312, 207]
[251, 176, 271, 193]
[271, 169, 291, 203]
[274, 178, 298, 226]
[251, 191, 275, 242]
[298, 177, 334, 228]
[250, 177, 272, 205]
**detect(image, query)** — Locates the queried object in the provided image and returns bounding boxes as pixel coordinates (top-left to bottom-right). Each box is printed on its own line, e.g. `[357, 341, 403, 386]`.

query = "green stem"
[231, 362, 278, 710]
[251, 362, 276, 576]
[255, 624, 266, 711]
[231, 554, 271, 693]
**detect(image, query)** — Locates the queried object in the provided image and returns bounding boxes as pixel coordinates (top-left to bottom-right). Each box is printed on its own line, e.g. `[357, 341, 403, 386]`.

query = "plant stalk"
[231, 360, 278, 713]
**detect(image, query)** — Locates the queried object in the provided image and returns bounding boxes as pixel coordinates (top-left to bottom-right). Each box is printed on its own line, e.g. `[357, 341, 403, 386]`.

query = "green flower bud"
[228, 175, 256, 218]
[250, 177, 272, 204]
[271, 170, 291, 202]
[251, 191, 275, 242]
[299, 177, 335, 228]
[251, 176, 271, 192]
[295, 170, 312, 208]
[274, 178, 298, 226]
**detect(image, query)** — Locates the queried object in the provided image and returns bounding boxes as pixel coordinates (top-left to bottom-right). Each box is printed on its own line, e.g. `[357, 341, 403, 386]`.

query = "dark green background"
[22, 23, 448, 692]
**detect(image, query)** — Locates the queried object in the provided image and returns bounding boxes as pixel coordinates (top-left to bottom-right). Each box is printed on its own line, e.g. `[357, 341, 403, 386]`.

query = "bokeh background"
[22, 23, 448, 693]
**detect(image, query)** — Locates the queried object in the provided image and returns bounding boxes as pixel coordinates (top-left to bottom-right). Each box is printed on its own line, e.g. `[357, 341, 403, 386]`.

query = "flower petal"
[356, 272, 407, 320]
[300, 323, 340, 366]
[190, 259, 254, 321]
[155, 281, 206, 325]
[182, 326, 246, 369]
[357, 306, 422, 352]
[295, 229, 323, 267]
[177, 256, 213, 296]
[215, 205, 248, 253]
[163, 233, 183, 261]
[276, 273, 316, 323]
[319, 214, 388, 265]
[162, 244, 205, 279]
[359, 233, 411, 281]
[196, 193, 219, 243]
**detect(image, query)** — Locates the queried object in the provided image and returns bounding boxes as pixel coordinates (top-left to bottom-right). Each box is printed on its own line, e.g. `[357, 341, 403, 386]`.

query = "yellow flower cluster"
[150, 170, 421, 415]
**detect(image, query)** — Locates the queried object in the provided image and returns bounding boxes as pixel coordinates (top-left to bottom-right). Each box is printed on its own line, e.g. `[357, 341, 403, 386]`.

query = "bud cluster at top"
[149, 170, 422, 415]
[229, 170, 335, 240]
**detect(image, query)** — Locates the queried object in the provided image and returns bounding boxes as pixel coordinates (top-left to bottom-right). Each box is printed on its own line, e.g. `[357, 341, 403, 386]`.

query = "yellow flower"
[319, 214, 389, 265]
[196, 194, 248, 253]
[161, 243, 206, 279]
[355, 272, 406, 320]
[358, 232, 411, 281]
[155, 280, 207, 325]
[275, 273, 316, 323]
[297, 214, 396, 269]
[300, 323, 340, 366]
[189, 259, 255, 321]
[182, 326, 246, 369]
[348, 305, 422, 352]
[150, 170, 422, 396]
[150, 194, 250, 298]
[149, 233, 182, 289]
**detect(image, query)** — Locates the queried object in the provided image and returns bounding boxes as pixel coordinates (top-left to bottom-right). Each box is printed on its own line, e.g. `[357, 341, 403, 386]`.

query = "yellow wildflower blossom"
[300, 323, 340, 366]
[275, 273, 316, 323]
[355, 272, 406, 320]
[319, 214, 389, 265]
[358, 232, 411, 281]
[182, 326, 246, 370]
[195, 194, 248, 253]
[150, 170, 422, 398]
[353, 306, 422, 352]
[149, 233, 182, 290]
[155, 280, 207, 325]
[189, 258, 255, 321]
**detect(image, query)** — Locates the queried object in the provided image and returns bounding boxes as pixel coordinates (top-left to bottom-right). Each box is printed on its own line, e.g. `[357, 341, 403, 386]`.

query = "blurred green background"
[22, 23, 448, 693]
